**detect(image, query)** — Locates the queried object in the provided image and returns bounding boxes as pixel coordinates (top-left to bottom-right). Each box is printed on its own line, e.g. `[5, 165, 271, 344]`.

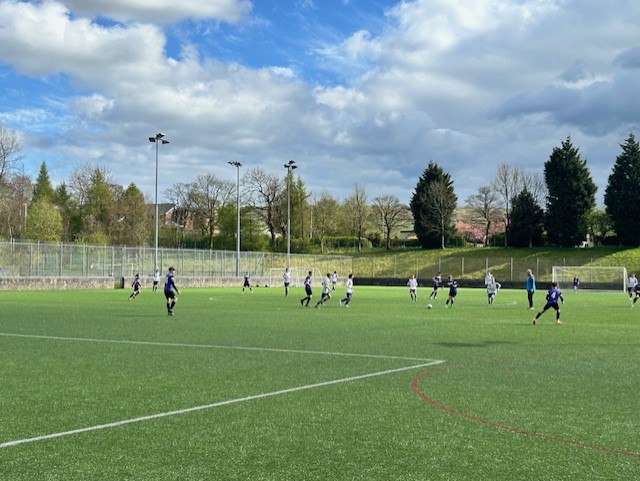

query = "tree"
[112, 183, 150, 246]
[0, 123, 23, 183]
[312, 192, 339, 253]
[508, 190, 544, 247]
[342, 184, 370, 251]
[0, 174, 31, 240]
[466, 186, 501, 246]
[187, 174, 235, 249]
[544, 137, 597, 247]
[31, 162, 55, 204]
[22, 199, 62, 241]
[604, 133, 640, 245]
[53, 183, 81, 242]
[80, 168, 116, 242]
[491, 163, 522, 246]
[410, 162, 457, 249]
[243, 167, 283, 249]
[371, 195, 410, 250]
[585, 208, 613, 246]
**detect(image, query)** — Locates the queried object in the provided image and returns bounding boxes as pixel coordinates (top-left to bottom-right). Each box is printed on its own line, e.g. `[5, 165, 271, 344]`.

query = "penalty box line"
[0, 332, 434, 362]
[0, 359, 445, 449]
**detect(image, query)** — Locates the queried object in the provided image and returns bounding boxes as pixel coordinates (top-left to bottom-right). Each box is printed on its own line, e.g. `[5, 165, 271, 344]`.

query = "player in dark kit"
[632, 283, 640, 306]
[300, 271, 313, 307]
[444, 275, 458, 308]
[164, 267, 180, 316]
[429, 272, 443, 299]
[532, 282, 564, 325]
[128, 273, 141, 300]
[242, 272, 253, 293]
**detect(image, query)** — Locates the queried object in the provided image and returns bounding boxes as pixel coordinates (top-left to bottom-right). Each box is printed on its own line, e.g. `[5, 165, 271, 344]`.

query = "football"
[427, 304, 433, 309]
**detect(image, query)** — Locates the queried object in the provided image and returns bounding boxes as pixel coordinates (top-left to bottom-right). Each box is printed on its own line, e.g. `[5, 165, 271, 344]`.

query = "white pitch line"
[0, 360, 445, 449]
[0, 332, 433, 362]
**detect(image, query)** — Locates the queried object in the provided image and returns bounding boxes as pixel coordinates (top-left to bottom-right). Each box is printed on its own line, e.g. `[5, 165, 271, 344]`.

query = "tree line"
[1, 122, 639, 250]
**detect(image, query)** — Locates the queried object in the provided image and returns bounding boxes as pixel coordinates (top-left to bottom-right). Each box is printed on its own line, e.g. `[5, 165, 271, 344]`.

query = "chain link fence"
[0, 241, 353, 281]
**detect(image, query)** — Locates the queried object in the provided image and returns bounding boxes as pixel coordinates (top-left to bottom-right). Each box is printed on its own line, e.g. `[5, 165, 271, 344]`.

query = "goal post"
[551, 266, 628, 292]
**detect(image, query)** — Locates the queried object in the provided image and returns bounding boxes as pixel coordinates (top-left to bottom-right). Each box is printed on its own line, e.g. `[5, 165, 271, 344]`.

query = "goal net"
[269, 268, 323, 288]
[551, 266, 628, 292]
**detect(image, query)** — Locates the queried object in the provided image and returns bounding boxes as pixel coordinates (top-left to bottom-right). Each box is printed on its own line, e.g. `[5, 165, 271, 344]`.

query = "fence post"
[511, 258, 513, 281]
[461, 257, 465, 278]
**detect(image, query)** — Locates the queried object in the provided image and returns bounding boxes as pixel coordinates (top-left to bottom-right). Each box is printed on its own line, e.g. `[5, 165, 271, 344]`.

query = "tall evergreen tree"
[410, 161, 457, 249]
[544, 137, 597, 247]
[31, 162, 55, 204]
[508, 190, 544, 247]
[604, 133, 640, 245]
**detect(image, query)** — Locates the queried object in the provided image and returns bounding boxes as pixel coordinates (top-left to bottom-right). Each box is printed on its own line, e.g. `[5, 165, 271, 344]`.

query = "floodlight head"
[161, 139, 170, 145]
[148, 137, 155, 143]
[156, 133, 165, 139]
[228, 160, 242, 168]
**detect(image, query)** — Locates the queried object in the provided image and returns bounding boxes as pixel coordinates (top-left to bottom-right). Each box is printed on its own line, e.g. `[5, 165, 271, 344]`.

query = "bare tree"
[521, 170, 547, 207]
[342, 184, 370, 251]
[491, 163, 523, 246]
[372, 195, 411, 250]
[69, 164, 114, 206]
[466, 186, 502, 246]
[243, 167, 283, 248]
[0, 124, 23, 183]
[0, 173, 31, 239]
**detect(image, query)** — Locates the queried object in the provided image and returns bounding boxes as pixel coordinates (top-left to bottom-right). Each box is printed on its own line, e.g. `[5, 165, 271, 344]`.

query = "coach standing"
[525, 269, 536, 310]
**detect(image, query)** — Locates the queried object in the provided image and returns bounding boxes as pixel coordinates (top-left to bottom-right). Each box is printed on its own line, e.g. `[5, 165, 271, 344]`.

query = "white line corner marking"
[0, 333, 444, 449]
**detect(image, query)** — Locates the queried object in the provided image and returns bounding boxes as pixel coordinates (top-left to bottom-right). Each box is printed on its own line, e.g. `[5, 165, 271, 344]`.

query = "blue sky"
[1, 0, 640, 206]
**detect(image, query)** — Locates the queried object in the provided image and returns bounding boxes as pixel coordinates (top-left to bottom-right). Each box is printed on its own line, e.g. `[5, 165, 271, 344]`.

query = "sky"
[1, 0, 639, 206]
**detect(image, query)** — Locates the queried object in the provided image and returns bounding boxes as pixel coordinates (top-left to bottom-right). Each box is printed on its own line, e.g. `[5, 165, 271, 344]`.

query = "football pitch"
[1, 285, 638, 480]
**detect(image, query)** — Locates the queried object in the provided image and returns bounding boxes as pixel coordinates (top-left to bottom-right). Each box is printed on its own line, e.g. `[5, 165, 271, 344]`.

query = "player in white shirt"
[627, 273, 637, 299]
[486, 276, 501, 305]
[315, 272, 332, 308]
[283, 268, 291, 296]
[407, 274, 418, 302]
[331, 271, 338, 291]
[340, 273, 354, 307]
[152, 268, 160, 292]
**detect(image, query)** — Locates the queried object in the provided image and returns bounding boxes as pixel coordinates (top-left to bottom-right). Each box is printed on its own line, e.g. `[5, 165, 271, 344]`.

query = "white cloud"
[1, 0, 640, 207]
[63, 0, 252, 24]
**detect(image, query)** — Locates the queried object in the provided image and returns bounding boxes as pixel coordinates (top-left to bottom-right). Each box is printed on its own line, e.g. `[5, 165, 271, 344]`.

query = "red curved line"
[412, 367, 640, 458]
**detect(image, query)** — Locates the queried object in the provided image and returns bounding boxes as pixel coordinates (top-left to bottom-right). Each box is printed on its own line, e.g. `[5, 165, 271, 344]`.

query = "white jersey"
[283, 271, 291, 284]
[331, 273, 338, 284]
[153, 271, 160, 283]
[345, 278, 353, 294]
[628, 276, 638, 289]
[407, 278, 418, 290]
[487, 281, 501, 295]
[322, 276, 331, 294]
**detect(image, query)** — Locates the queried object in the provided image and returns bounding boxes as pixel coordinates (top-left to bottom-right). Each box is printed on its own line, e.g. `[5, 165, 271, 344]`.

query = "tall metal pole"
[154, 139, 159, 272]
[283, 160, 297, 269]
[149, 133, 169, 272]
[228, 161, 242, 276]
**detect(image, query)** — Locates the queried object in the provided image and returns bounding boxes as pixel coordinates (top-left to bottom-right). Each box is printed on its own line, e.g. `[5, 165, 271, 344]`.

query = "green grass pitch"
[1, 285, 638, 480]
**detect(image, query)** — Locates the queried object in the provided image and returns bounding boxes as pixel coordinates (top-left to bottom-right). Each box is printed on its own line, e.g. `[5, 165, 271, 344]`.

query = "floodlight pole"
[148, 133, 169, 272]
[283, 160, 297, 269]
[228, 161, 242, 276]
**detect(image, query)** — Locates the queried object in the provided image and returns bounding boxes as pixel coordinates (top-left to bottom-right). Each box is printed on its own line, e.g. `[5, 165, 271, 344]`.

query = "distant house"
[147, 203, 191, 230]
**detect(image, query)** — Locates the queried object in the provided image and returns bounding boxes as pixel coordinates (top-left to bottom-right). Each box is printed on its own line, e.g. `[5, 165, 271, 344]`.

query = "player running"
[128, 273, 141, 300]
[300, 271, 313, 307]
[315, 273, 332, 308]
[429, 272, 442, 300]
[445, 275, 458, 308]
[532, 282, 564, 325]
[340, 273, 354, 308]
[486, 276, 501, 305]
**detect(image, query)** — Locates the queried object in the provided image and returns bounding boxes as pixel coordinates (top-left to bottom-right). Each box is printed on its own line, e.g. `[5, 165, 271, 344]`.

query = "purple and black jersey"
[545, 287, 563, 305]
